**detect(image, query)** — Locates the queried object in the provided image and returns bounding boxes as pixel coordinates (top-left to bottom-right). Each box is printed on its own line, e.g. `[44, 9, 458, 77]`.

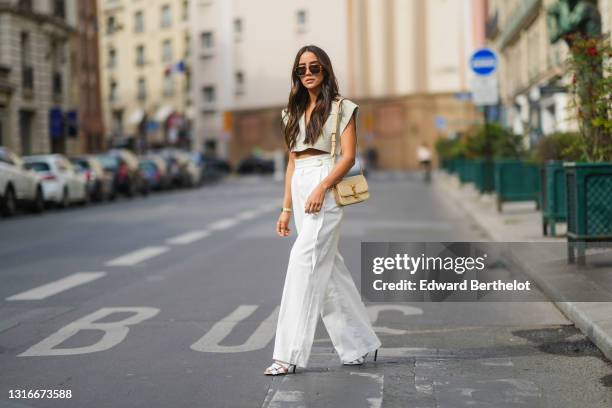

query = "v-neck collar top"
[281, 98, 359, 153]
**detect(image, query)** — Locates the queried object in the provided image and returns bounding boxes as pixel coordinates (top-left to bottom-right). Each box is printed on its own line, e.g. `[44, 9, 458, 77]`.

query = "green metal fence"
[564, 162, 612, 264]
[494, 159, 541, 212]
[542, 161, 567, 236]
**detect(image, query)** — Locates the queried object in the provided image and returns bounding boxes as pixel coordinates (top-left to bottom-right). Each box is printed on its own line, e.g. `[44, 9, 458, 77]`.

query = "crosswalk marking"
[105, 246, 169, 266]
[166, 230, 211, 245]
[6, 272, 107, 301]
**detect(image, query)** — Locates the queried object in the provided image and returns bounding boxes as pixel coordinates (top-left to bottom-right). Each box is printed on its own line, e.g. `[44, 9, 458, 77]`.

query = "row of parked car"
[0, 146, 230, 218]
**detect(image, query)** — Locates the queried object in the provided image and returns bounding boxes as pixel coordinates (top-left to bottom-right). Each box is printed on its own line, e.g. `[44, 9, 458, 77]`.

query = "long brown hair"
[282, 45, 340, 151]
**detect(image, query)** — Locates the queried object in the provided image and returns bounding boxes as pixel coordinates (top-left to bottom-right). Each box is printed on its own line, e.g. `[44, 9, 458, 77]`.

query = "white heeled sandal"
[342, 348, 379, 366]
[264, 361, 297, 376]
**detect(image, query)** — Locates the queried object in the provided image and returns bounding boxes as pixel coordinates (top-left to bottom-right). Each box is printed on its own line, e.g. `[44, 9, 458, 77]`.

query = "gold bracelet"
[281, 207, 292, 213]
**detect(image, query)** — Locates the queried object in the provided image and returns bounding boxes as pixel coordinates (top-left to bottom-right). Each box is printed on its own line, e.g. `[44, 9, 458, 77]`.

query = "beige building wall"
[193, 0, 481, 169]
[602, 0, 612, 34]
[98, 0, 191, 148]
[190, 0, 350, 157]
[0, 0, 79, 156]
[487, 0, 578, 139]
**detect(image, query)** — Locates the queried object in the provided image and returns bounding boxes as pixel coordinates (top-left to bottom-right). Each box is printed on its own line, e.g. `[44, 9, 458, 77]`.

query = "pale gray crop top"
[281, 99, 359, 153]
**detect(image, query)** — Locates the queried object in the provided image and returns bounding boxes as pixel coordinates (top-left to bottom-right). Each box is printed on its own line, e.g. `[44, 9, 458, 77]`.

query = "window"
[184, 33, 191, 57]
[202, 85, 215, 103]
[235, 71, 244, 95]
[106, 16, 117, 35]
[162, 39, 173, 62]
[108, 48, 116, 68]
[21, 31, 31, 65]
[21, 32, 33, 90]
[201, 31, 213, 49]
[234, 18, 242, 41]
[137, 77, 146, 100]
[110, 80, 118, 102]
[134, 11, 144, 33]
[185, 68, 191, 92]
[53, 0, 66, 19]
[182, 0, 188, 21]
[17, 0, 33, 12]
[136, 45, 145, 66]
[161, 4, 172, 28]
[296, 9, 307, 32]
[163, 74, 174, 96]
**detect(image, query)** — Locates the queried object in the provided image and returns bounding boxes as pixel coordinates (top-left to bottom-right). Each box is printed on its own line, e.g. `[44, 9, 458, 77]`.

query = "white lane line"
[6, 272, 107, 301]
[208, 218, 238, 231]
[236, 210, 259, 220]
[105, 246, 169, 267]
[166, 230, 211, 245]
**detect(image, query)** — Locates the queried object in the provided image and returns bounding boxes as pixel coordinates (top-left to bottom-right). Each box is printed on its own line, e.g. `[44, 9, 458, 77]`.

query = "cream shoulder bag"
[330, 97, 370, 206]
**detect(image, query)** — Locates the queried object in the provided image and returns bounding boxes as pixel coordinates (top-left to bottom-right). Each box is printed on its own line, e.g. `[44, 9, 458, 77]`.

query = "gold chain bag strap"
[330, 97, 370, 206]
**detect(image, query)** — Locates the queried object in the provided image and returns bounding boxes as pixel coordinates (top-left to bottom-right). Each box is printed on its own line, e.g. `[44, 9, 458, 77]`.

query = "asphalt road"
[1, 172, 611, 408]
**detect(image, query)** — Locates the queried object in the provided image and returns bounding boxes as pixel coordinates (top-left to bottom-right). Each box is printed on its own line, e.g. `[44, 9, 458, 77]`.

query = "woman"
[264, 45, 381, 376]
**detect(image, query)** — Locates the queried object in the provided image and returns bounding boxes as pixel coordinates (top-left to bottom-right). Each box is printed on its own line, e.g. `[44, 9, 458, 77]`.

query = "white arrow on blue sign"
[470, 48, 498, 76]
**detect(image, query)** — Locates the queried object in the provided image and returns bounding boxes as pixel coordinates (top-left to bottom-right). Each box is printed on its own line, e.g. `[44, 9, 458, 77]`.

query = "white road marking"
[367, 304, 423, 335]
[166, 230, 211, 245]
[191, 305, 278, 353]
[6, 272, 107, 301]
[18, 307, 159, 357]
[236, 210, 259, 220]
[349, 372, 384, 408]
[265, 390, 305, 408]
[105, 246, 169, 266]
[208, 218, 238, 231]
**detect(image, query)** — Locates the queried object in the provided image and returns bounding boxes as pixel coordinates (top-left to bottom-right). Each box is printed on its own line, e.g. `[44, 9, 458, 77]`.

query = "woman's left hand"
[305, 185, 326, 214]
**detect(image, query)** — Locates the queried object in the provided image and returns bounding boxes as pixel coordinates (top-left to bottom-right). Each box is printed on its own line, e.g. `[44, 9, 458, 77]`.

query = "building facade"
[77, 0, 105, 153]
[98, 0, 192, 152]
[486, 0, 584, 146]
[0, 0, 79, 156]
[191, 0, 484, 169]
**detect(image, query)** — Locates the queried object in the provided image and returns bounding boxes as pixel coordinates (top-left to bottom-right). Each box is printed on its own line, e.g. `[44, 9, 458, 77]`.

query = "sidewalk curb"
[433, 171, 612, 363]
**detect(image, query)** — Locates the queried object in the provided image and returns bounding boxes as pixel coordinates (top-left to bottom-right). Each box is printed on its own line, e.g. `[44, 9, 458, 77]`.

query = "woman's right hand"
[276, 212, 292, 237]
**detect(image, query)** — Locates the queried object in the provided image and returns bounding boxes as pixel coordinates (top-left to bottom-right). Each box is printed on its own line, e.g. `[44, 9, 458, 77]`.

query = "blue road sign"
[470, 48, 498, 76]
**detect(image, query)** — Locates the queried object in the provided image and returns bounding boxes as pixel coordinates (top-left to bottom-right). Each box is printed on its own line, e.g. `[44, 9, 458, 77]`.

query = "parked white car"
[23, 154, 88, 208]
[0, 147, 45, 217]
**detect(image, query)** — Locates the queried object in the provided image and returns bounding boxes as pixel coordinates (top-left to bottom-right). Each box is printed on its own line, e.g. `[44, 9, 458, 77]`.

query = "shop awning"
[155, 105, 174, 122]
[127, 108, 145, 125]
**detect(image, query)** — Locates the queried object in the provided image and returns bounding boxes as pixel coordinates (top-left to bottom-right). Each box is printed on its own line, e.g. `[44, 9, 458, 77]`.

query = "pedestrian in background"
[417, 142, 432, 183]
[265, 45, 381, 376]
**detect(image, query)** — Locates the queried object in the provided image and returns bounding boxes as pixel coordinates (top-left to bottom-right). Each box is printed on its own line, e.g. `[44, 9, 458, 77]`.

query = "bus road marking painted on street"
[6, 272, 107, 301]
[191, 305, 279, 353]
[105, 246, 169, 267]
[166, 230, 211, 245]
[18, 307, 160, 357]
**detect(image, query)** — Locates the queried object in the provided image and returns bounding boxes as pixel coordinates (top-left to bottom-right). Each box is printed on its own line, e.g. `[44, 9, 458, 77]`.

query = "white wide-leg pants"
[273, 154, 381, 368]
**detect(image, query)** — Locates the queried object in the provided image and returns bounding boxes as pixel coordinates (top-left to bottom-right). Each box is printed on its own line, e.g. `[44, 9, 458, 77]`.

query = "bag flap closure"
[336, 177, 368, 196]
